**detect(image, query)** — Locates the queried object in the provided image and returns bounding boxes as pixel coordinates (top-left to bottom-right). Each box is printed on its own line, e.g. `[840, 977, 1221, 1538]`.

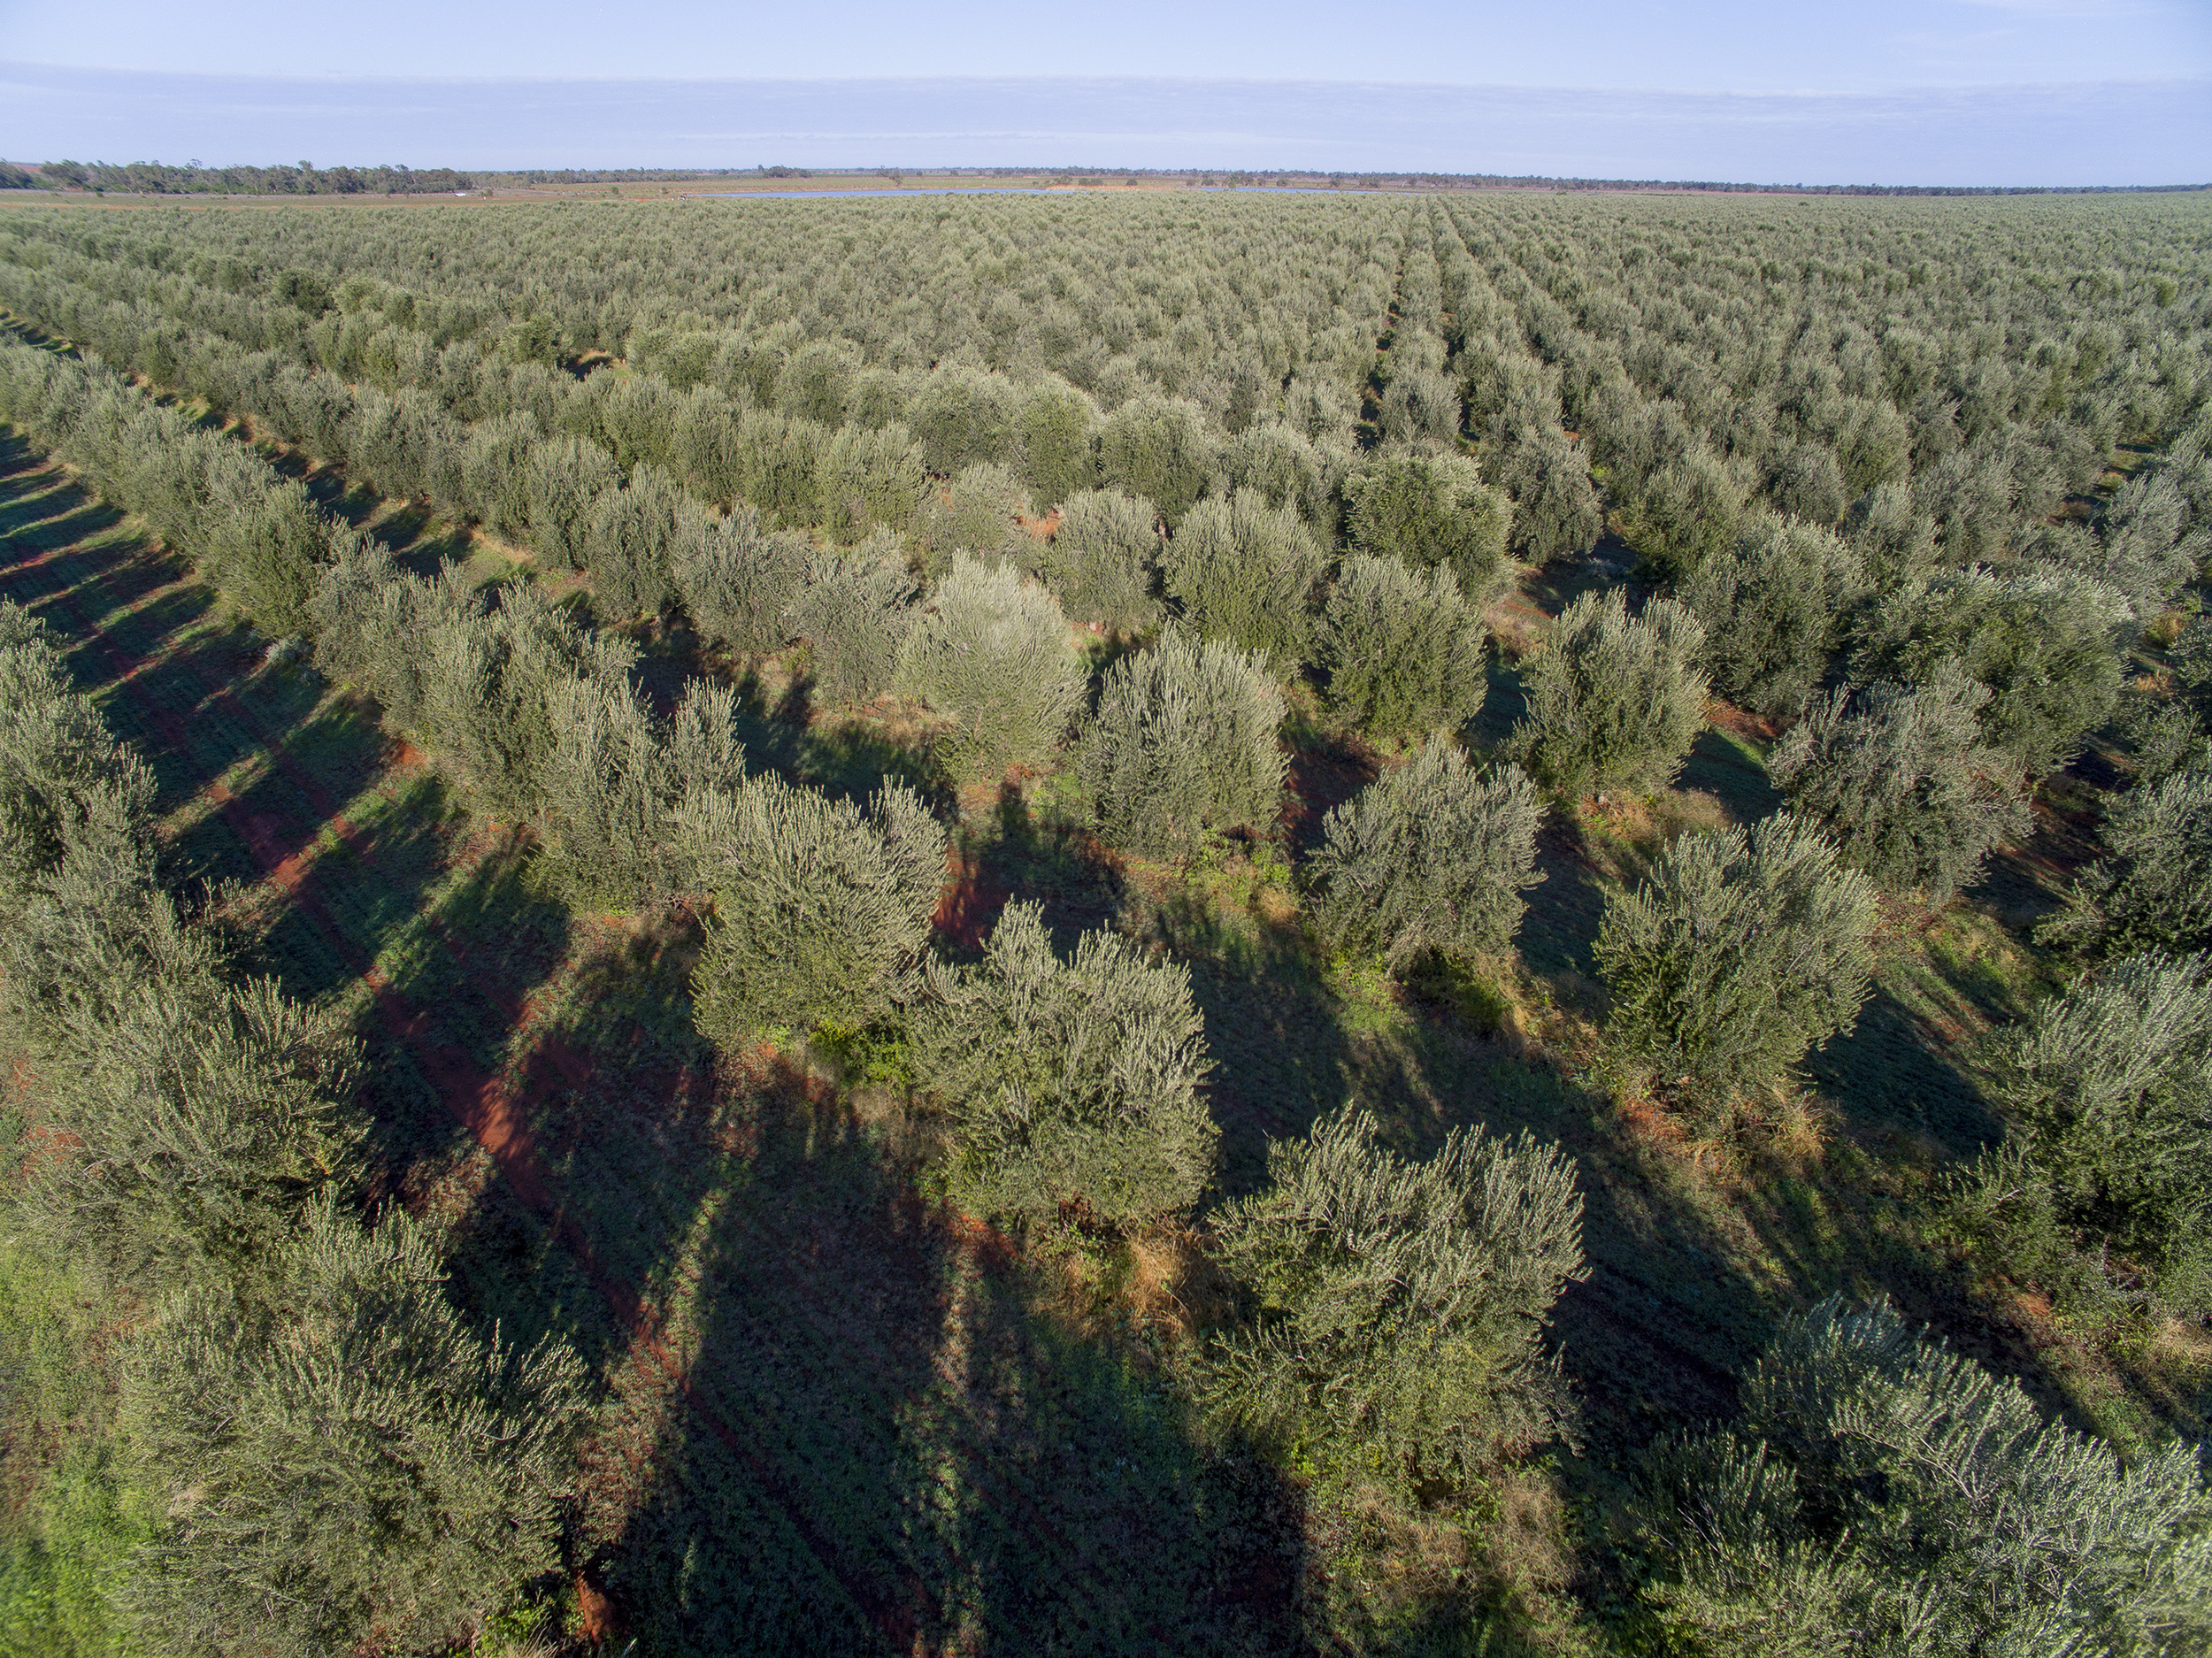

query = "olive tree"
[1770, 667, 2031, 902]
[896, 555, 1085, 782]
[1198, 1106, 1584, 1497]
[1514, 588, 1709, 799]
[670, 503, 810, 656]
[1097, 393, 1217, 526]
[121, 1200, 586, 1658]
[1162, 488, 1328, 671]
[1595, 813, 1878, 1115]
[1081, 626, 1286, 860]
[1628, 1298, 2212, 1656]
[1344, 449, 1514, 599]
[1307, 740, 1546, 972]
[2045, 764, 2212, 956]
[1679, 515, 1866, 717]
[1320, 556, 1490, 741]
[788, 531, 919, 706]
[908, 902, 1217, 1231]
[681, 775, 945, 1043]
[1034, 487, 1161, 631]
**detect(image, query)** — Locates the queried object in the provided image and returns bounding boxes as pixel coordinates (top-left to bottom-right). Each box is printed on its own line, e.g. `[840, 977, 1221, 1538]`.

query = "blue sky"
[1, 0, 2207, 182]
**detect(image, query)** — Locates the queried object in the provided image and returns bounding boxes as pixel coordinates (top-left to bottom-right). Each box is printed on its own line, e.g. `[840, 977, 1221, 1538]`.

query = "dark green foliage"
[1597, 814, 1878, 1113]
[2046, 764, 2212, 956]
[1097, 393, 1217, 526]
[1319, 556, 1489, 740]
[1853, 567, 2125, 776]
[1628, 1298, 2212, 1654]
[1306, 739, 1545, 971]
[1081, 625, 1285, 860]
[910, 903, 1217, 1230]
[1221, 421, 1340, 527]
[1199, 1107, 1583, 1496]
[911, 461, 1033, 578]
[897, 555, 1085, 782]
[120, 1200, 586, 1658]
[1771, 667, 2032, 901]
[907, 366, 1018, 476]
[1344, 449, 1514, 598]
[787, 531, 918, 705]
[1034, 487, 1161, 631]
[1514, 587, 1708, 798]
[1679, 515, 1866, 716]
[1989, 951, 2212, 1289]
[670, 503, 810, 656]
[682, 775, 945, 1042]
[1162, 489, 1327, 671]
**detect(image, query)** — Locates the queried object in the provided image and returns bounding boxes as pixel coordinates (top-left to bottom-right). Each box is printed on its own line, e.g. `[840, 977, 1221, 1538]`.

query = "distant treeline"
[4, 157, 2206, 196]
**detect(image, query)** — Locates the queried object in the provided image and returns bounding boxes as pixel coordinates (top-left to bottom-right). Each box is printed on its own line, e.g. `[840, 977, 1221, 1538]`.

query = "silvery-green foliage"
[1680, 514, 1867, 716]
[1514, 587, 1709, 799]
[814, 418, 930, 543]
[1035, 487, 1161, 631]
[1990, 950, 2212, 1278]
[121, 1199, 586, 1658]
[670, 502, 811, 656]
[1199, 1106, 1583, 1495]
[0, 599, 156, 910]
[1344, 448, 1514, 599]
[896, 554, 1084, 782]
[910, 461, 1035, 578]
[1307, 738, 1545, 971]
[1163, 488, 1328, 671]
[1320, 556, 1489, 740]
[1096, 392, 1217, 526]
[1596, 813, 1878, 1111]
[787, 529, 919, 705]
[909, 902, 1217, 1230]
[1623, 447, 1749, 580]
[1629, 1297, 2212, 1656]
[584, 460, 692, 617]
[1770, 666, 2032, 901]
[1081, 625, 1285, 860]
[1221, 420, 1340, 527]
[2046, 764, 2212, 956]
[535, 668, 672, 908]
[1853, 565, 2126, 777]
[681, 774, 944, 1043]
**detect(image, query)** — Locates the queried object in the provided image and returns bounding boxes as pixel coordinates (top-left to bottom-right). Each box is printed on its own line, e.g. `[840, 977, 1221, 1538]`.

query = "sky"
[1, 0, 2207, 183]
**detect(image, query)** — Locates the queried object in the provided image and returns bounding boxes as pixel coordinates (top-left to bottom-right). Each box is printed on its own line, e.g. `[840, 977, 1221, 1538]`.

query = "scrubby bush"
[1596, 813, 1878, 1113]
[1320, 556, 1490, 741]
[1307, 739, 1546, 971]
[1628, 1298, 2212, 1654]
[1679, 515, 1865, 716]
[1490, 427, 1602, 564]
[1036, 487, 1162, 631]
[1082, 626, 1285, 860]
[584, 461, 692, 617]
[1988, 950, 2212, 1287]
[681, 775, 945, 1042]
[813, 419, 930, 542]
[1222, 420, 1340, 526]
[121, 1199, 586, 1658]
[787, 530, 918, 705]
[1770, 667, 2032, 901]
[896, 555, 1085, 781]
[1853, 567, 2125, 776]
[1514, 587, 1708, 799]
[1199, 1106, 1583, 1495]
[1344, 449, 1514, 598]
[909, 902, 1217, 1231]
[1162, 488, 1328, 670]
[670, 503, 811, 656]
[1012, 377, 1097, 509]
[523, 435, 619, 570]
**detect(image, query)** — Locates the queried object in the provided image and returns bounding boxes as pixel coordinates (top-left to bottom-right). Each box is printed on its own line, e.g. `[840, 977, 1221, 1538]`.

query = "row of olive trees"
[0, 601, 583, 1657]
